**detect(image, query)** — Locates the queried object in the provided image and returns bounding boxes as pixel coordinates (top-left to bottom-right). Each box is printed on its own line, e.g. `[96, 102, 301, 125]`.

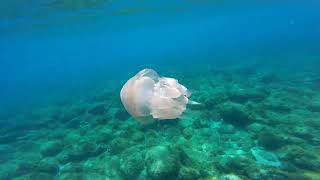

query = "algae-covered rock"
[201, 89, 228, 110]
[59, 173, 83, 180]
[228, 87, 267, 103]
[67, 140, 102, 162]
[88, 104, 106, 115]
[307, 102, 320, 112]
[218, 124, 235, 134]
[257, 131, 287, 150]
[36, 158, 59, 175]
[16, 161, 39, 177]
[258, 73, 281, 83]
[40, 140, 63, 157]
[247, 123, 268, 134]
[114, 109, 130, 120]
[145, 145, 180, 180]
[281, 145, 320, 170]
[216, 156, 258, 177]
[95, 128, 113, 144]
[250, 147, 281, 167]
[290, 126, 315, 141]
[120, 147, 145, 179]
[178, 166, 201, 180]
[26, 172, 54, 180]
[220, 174, 242, 180]
[110, 137, 130, 154]
[219, 102, 252, 127]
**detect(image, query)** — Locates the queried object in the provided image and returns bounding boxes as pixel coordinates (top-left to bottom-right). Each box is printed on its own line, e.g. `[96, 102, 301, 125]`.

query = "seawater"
[0, 1, 319, 179]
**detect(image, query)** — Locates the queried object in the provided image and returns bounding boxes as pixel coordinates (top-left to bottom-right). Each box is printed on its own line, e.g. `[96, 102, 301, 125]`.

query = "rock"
[0, 133, 19, 144]
[220, 174, 242, 180]
[250, 147, 281, 167]
[96, 128, 113, 144]
[178, 166, 201, 180]
[59, 173, 83, 180]
[16, 161, 38, 176]
[228, 88, 267, 103]
[290, 126, 314, 141]
[145, 145, 180, 180]
[264, 100, 292, 113]
[257, 131, 287, 150]
[216, 156, 257, 177]
[192, 117, 209, 129]
[110, 137, 130, 154]
[30, 172, 54, 180]
[182, 127, 194, 139]
[37, 158, 59, 174]
[40, 140, 63, 157]
[131, 131, 145, 142]
[120, 148, 145, 179]
[114, 109, 130, 120]
[307, 102, 320, 112]
[219, 102, 252, 127]
[218, 124, 235, 134]
[67, 141, 102, 161]
[281, 145, 320, 170]
[259, 73, 281, 83]
[247, 123, 267, 134]
[88, 104, 106, 115]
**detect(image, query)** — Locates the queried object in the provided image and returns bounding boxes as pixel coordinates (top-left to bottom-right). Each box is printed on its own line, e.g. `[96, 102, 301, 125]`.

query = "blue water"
[0, 1, 320, 179]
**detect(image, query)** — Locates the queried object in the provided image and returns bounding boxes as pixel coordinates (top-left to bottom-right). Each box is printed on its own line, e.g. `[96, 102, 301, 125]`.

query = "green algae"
[0, 63, 320, 179]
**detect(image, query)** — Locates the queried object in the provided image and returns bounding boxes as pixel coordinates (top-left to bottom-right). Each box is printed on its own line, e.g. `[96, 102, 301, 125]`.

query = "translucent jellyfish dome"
[120, 69, 196, 124]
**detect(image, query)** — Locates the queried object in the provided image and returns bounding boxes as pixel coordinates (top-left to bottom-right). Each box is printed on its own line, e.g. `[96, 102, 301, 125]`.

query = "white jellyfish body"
[120, 69, 195, 124]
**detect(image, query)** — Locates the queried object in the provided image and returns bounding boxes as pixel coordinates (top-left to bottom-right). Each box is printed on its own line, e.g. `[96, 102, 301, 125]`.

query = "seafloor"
[0, 62, 320, 180]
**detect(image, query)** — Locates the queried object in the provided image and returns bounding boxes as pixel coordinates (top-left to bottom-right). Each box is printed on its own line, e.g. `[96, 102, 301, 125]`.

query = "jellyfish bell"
[120, 68, 199, 124]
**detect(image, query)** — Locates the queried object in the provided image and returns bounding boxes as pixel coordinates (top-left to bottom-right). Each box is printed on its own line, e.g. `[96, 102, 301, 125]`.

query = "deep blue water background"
[0, 0, 319, 115]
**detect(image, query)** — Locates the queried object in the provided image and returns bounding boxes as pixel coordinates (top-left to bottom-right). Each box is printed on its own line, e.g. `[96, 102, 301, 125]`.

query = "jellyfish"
[120, 68, 199, 124]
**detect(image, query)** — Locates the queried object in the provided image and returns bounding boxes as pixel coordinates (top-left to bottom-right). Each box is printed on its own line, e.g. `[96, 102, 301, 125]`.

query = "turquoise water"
[0, 1, 320, 179]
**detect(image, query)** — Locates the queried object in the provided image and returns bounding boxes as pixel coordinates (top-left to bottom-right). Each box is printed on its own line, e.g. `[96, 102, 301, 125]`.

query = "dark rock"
[16, 161, 38, 176]
[307, 102, 320, 112]
[114, 109, 130, 120]
[27, 172, 54, 180]
[96, 129, 113, 144]
[110, 138, 130, 154]
[146, 145, 180, 180]
[178, 166, 201, 180]
[131, 132, 145, 142]
[68, 141, 102, 161]
[234, 66, 257, 75]
[90, 92, 114, 103]
[292, 156, 320, 170]
[219, 102, 253, 127]
[88, 104, 106, 115]
[228, 88, 267, 103]
[282, 146, 320, 170]
[257, 131, 287, 150]
[0, 133, 18, 144]
[218, 124, 235, 134]
[65, 117, 82, 128]
[203, 94, 228, 110]
[192, 118, 209, 129]
[120, 149, 145, 179]
[40, 141, 63, 157]
[247, 123, 268, 134]
[290, 126, 314, 141]
[216, 156, 257, 177]
[37, 159, 59, 174]
[259, 73, 281, 83]
[264, 101, 292, 113]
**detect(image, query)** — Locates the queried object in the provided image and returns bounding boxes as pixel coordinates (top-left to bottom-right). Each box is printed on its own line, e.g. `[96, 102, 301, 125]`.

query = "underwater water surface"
[0, 0, 320, 179]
